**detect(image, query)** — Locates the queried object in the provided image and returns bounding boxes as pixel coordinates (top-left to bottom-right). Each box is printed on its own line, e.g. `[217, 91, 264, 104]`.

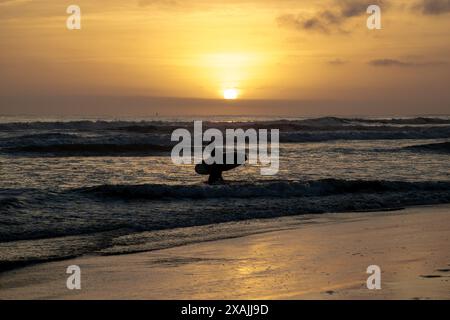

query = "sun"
[223, 88, 238, 100]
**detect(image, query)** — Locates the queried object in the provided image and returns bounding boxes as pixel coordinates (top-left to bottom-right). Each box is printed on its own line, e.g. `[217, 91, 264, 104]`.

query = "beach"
[1, 204, 449, 300]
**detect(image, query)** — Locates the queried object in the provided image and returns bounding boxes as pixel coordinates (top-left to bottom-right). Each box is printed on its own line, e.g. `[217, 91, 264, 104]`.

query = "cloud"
[369, 59, 412, 67]
[368, 59, 447, 67]
[339, 0, 371, 17]
[277, 0, 386, 34]
[414, 0, 450, 15]
[276, 13, 337, 33]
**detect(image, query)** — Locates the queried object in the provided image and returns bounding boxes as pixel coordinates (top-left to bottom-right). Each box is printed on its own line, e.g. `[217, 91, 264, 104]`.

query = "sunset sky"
[0, 0, 449, 116]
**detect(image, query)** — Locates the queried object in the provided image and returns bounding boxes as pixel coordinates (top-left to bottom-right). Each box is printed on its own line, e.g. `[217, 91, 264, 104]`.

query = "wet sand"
[1, 205, 450, 300]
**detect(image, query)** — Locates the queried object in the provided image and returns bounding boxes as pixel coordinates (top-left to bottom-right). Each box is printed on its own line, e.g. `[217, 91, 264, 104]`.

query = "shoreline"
[1, 205, 449, 299]
[0, 206, 408, 275]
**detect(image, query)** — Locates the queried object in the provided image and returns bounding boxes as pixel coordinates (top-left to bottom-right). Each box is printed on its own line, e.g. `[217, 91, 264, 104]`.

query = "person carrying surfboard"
[195, 148, 247, 184]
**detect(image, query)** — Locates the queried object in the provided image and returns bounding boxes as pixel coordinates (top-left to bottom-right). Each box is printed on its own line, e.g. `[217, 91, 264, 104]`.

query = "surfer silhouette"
[208, 166, 225, 184]
[195, 148, 247, 185]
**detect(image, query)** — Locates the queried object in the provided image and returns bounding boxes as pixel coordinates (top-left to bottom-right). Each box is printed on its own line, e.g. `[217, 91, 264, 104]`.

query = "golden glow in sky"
[0, 0, 450, 116]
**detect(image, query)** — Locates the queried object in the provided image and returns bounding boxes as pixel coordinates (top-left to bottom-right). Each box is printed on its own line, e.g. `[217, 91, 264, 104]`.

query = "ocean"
[1, 115, 449, 271]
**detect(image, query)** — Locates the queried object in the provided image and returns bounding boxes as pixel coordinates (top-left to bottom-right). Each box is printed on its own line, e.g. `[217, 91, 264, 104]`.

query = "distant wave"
[347, 117, 450, 125]
[1, 117, 449, 131]
[280, 127, 450, 142]
[1, 143, 172, 156]
[1, 124, 449, 154]
[403, 141, 450, 154]
[3, 132, 79, 140]
[0, 132, 85, 149]
[79, 179, 450, 200]
[1, 116, 449, 157]
[0, 120, 142, 131]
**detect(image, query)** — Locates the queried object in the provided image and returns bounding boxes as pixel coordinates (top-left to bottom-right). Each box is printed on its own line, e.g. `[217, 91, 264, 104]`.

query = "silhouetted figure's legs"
[208, 168, 224, 184]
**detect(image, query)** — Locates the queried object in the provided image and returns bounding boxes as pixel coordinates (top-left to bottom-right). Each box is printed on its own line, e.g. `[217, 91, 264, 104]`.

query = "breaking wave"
[79, 179, 450, 200]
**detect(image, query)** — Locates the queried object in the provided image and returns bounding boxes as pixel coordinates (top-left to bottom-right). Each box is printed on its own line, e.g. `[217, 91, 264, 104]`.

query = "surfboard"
[195, 151, 247, 175]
